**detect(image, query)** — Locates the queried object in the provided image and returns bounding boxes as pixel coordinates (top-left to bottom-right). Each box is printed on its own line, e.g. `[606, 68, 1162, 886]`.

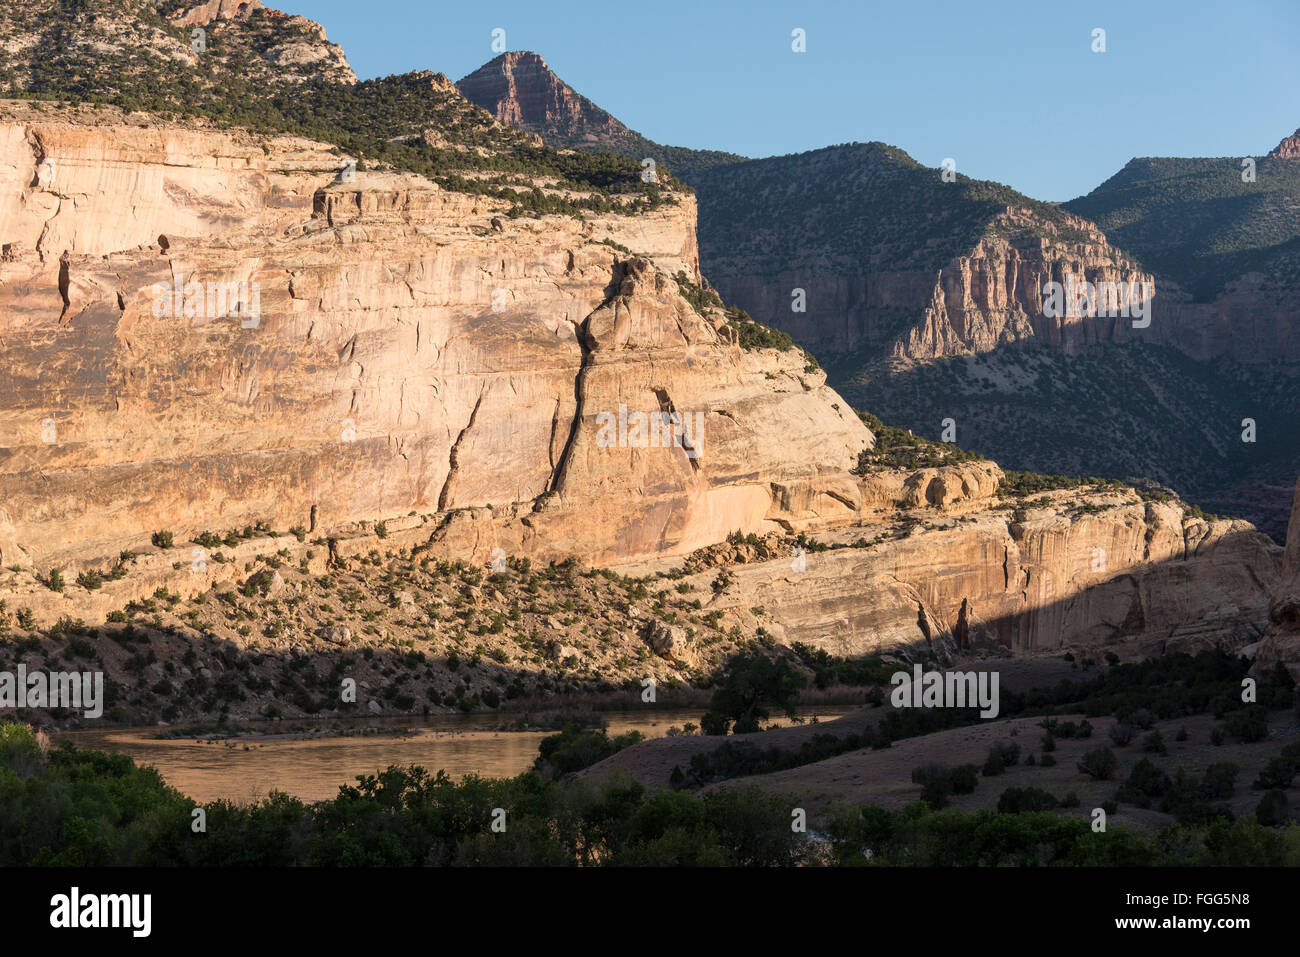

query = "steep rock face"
[696, 494, 1280, 659]
[0, 106, 863, 570]
[706, 211, 1175, 361]
[173, 0, 268, 26]
[695, 147, 1156, 362]
[896, 216, 1157, 360]
[1157, 271, 1300, 363]
[0, 106, 1284, 662]
[457, 52, 632, 148]
[0, 110, 344, 260]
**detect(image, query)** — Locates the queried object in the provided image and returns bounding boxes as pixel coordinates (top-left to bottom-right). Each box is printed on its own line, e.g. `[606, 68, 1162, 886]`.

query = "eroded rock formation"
[0, 104, 1284, 664]
[695, 491, 1280, 660]
[0, 104, 861, 572]
[457, 52, 632, 149]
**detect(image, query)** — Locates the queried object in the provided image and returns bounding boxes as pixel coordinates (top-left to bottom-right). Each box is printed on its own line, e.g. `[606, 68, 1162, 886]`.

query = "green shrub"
[1201, 763, 1239, 800]
[983, 740, 1021, 777]
[1077, 747, 1118, 780]
[1255, 790, 1290, 827]
[911, 763, 954, 809]
[1116, 758, 1171, 808]
[534, 725, 643, 778]
[1252, 754, 1298, 791]
[1222, 705, 1268, 743]
[1142, 731, 1166, 754]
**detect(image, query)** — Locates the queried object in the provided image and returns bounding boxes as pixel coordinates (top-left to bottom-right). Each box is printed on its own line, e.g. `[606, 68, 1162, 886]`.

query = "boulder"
[644, 621, 697, 667]
[245, 568, 285, 598]
[317, 625, 353, 645]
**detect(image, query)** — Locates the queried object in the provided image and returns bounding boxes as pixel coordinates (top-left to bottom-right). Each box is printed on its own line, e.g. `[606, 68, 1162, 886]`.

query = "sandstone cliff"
[613, 474, 1280, 663]
[1269, 129, 1300, 160]
[0, 104, 1284, 674]
[0, 104, 863, 573]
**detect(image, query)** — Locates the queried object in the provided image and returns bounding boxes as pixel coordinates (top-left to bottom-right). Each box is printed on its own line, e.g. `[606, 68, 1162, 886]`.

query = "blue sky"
[282, 0, 1300, 201]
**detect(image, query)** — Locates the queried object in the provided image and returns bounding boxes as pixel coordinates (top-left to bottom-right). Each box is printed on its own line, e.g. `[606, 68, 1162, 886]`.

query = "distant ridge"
[456, 51, 746, 184]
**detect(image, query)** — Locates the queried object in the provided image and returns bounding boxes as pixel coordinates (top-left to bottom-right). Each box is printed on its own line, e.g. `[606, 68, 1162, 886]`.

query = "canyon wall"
[702, 206, 1174, 362]
[664, 480, 1280, 660]
[0, 105, 864, 571]
[0, 106, 1285, 664]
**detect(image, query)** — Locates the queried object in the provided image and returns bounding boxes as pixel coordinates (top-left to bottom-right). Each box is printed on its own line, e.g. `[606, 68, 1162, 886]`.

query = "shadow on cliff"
[826, 342, 1300, 542]
[10, 522, 1282, 730]
[930, 525, 1280, 663]
[16, 621, 684, 730]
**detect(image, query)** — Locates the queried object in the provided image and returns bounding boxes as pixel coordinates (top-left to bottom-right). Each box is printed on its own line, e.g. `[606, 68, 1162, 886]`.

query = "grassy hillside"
[695, 141, 1123, 281]
[1065, 154, 1300, 300]
[835, 343, 1300, 539]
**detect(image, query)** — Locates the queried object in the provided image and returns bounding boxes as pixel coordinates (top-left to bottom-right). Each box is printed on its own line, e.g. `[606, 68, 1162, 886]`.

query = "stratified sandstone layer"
[0, 104, 1284, 664]
[611, 474, 1280, 661]
[0, 104, 864, 572]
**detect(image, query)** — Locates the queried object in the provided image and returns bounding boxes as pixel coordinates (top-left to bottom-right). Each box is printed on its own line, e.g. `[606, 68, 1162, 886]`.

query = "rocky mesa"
[0, 101, 1286, 680]
[0, 102, 862, 573]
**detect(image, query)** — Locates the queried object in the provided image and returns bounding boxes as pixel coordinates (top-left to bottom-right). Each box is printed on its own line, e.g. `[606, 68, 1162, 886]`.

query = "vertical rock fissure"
[57, 256, 71, 322]
[652, 386, 700, 473]
[438, 390, 485, 511]
[548, 263, 629, 495]
[547, 314, 595, 494]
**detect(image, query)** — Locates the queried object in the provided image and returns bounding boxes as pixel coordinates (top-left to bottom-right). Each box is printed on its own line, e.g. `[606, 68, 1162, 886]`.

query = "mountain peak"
[490, 50, 551, 69]
[1268, 127, 1300, 160]
[457, 51, 632, 148]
